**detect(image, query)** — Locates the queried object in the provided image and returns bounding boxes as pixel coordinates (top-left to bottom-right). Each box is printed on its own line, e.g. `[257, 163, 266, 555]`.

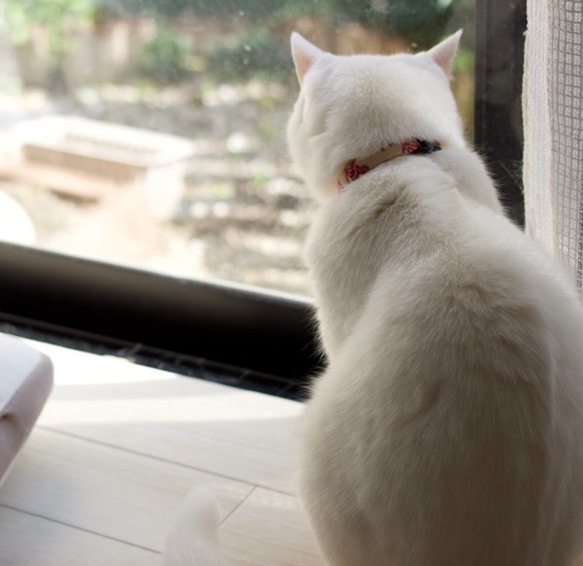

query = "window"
[0, 0, 525, 397]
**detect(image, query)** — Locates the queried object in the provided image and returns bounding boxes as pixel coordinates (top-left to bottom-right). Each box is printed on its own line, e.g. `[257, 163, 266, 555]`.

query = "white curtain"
[523, 0, 583, 287]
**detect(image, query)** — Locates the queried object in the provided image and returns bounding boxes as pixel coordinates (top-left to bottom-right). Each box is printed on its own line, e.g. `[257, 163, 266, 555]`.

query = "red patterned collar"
[337, 139, 443, 192]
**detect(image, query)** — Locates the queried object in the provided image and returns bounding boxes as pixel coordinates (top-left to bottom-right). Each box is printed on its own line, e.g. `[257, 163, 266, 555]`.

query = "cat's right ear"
[426, 30, 463, 79]
[291, 33, 326, 85]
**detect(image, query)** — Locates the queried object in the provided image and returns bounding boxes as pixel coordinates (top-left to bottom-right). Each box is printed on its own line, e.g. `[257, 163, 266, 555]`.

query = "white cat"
[164, 32, 583, 566]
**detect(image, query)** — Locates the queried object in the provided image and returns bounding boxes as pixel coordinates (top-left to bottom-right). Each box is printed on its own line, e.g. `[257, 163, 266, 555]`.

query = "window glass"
[0, 0, 474, 297]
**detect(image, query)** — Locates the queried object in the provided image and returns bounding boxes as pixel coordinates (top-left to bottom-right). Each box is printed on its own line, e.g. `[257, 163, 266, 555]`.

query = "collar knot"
[337, 138, 443, 192]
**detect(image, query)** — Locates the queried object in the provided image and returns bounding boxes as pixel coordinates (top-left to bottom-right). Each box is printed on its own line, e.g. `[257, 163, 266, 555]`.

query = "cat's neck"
[337, 138, 445, 192]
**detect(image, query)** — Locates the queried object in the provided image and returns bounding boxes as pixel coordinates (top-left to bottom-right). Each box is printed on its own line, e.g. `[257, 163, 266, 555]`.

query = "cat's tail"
[163, 486, 229, 566]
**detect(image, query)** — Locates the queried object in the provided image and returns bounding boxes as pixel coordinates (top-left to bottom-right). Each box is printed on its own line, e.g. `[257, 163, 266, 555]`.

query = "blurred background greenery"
[3, 0, 474, 105]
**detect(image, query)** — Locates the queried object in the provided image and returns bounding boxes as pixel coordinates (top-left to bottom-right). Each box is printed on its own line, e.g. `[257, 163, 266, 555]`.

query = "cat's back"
[311, 149, 583, 421]
[302, 152, 583, 566]
[307, 149, 581, 361]
[311, 148, 583, 437]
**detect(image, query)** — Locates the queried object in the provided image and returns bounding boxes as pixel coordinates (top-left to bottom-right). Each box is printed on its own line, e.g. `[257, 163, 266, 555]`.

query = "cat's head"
[287, 32, 466, 199]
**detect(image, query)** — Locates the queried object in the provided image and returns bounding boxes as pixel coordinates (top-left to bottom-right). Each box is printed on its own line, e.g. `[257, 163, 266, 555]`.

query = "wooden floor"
[0, 340, 322, 565]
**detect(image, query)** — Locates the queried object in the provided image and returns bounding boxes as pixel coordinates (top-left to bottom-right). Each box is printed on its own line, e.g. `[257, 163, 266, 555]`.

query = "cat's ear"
[291, 32, 326, 85]
[426, 30, 463, 78]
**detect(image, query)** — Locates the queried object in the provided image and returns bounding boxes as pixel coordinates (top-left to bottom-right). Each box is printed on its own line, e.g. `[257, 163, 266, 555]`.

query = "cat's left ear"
[291, 32, 327, 85]
[426, 30, 463, 78]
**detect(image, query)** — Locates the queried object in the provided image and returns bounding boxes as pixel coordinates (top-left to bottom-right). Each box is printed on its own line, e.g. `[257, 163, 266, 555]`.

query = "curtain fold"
[523, 0, 583, 287]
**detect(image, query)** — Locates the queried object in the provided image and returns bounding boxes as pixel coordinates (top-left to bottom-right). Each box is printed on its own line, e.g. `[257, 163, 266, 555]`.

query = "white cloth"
[523, 0, 583, 287]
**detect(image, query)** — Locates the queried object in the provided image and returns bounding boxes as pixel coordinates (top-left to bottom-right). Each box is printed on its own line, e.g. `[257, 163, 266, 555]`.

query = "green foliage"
[112, 0, 301, 19]
[454, 47, 474, 75]
[2, 0, 475, 91]
[4, 0, 97, 59]
[102, 0, 473, 55]
[138, 26, 192, 84]
[205, 28, 293, 84]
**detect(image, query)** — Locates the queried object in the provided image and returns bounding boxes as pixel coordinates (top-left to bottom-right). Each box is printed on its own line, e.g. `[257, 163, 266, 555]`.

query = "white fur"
[163, 487, 227, 566]
[291, 33, 583, 566]
[163, 33, 583, 566]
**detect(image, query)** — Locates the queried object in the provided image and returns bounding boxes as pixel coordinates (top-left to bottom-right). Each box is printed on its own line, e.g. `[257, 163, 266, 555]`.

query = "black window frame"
[475, 0, 526, 227]
[0, 0, 526, 398]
